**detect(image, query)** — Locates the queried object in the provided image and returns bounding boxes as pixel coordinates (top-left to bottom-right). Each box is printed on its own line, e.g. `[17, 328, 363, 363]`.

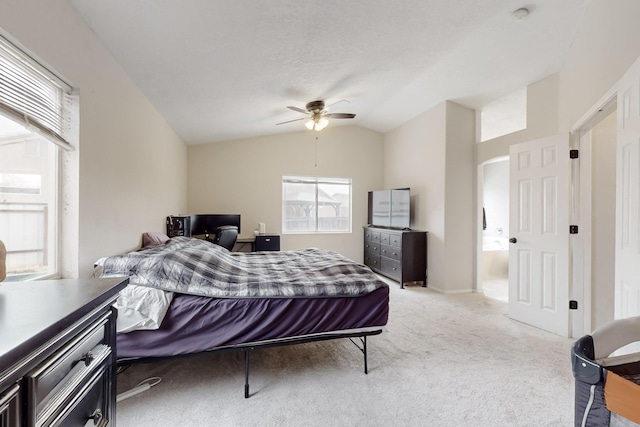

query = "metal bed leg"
[348, 336, 369, 374]
[244, 350, 250, 398]
[364, 336, 368, 374]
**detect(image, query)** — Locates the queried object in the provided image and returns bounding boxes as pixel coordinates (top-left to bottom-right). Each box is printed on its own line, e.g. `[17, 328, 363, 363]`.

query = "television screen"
[370, 190, 391, 227]
[391, 188, 410, 229]
[190, 214, 241, 236]
[368, 188, 410, 229]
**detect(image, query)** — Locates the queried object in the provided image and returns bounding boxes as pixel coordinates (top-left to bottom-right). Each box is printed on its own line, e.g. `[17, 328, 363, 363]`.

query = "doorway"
[479, 156, 509, 302]
[572, 100, 617, 335]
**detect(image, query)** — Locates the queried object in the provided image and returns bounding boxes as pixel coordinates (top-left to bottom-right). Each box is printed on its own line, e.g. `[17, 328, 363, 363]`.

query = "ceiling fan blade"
[326, 99, 350, 109]
[275, 117, 306, 125]
[326, 113, 356, 119]
[286, 106, 308, 114]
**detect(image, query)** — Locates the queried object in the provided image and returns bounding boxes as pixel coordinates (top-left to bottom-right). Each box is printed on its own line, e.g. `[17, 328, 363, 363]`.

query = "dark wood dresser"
[0, 277, 128, 427]
[364, 226, 427, 289]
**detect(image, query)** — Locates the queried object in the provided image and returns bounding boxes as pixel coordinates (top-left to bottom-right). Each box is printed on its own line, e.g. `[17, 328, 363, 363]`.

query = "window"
[282, 176, 351, 234]
[0, 34, 75, 281]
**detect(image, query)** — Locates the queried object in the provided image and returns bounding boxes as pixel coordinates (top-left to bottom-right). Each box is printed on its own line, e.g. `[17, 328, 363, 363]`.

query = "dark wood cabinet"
[0, 277, 128, 427]
[254, 235, 280, 251]
[364, 226, 427, 289]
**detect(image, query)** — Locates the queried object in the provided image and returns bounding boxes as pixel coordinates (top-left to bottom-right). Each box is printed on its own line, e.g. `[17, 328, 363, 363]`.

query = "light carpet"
[116, 279, 575, 426]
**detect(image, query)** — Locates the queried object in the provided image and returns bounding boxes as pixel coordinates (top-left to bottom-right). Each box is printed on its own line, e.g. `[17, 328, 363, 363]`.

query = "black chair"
[212, 225, 238, 251]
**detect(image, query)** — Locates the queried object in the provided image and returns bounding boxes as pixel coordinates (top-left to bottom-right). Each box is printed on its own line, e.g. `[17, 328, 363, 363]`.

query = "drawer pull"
[81, 351, 95, 367]
[89, 409, 103, 425]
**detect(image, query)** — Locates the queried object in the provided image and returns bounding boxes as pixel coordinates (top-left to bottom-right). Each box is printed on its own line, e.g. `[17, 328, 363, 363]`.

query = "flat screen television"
[368, 188, 411, 229]
[190, 214, 241, 236]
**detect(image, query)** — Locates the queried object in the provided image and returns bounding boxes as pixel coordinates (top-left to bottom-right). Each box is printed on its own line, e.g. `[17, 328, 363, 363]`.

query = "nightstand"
[254, 235, 280, 251]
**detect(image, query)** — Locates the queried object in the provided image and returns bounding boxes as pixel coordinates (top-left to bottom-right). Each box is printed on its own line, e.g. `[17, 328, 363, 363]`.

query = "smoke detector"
[512, 7, 530, 20]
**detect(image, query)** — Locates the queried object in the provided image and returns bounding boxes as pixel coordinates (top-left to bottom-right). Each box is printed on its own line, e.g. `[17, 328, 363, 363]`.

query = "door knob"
[509, 237, 517, 244]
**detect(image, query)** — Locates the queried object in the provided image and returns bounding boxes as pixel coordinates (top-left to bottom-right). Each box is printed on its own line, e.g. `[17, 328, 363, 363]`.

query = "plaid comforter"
[97, 236, 386, 298]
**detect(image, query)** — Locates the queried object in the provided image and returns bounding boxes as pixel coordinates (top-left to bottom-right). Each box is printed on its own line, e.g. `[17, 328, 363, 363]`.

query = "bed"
[96, 236, 389, 397]
[572, 316, 640, 426]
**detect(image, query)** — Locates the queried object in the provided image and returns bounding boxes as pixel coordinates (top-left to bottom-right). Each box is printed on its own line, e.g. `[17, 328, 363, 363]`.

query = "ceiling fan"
[276, 100, 356, 131]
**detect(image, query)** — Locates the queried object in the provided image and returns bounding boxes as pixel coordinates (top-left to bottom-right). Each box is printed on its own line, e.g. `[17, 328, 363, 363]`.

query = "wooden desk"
[235, 236, 256, 252]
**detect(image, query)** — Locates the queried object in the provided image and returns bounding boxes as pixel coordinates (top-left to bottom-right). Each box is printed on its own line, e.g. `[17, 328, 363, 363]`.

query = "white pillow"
[114, 285, 174, 333]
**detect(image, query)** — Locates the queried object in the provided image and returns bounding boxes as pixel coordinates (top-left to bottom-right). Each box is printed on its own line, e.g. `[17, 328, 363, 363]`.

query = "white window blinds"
[0, 36, 74, 150]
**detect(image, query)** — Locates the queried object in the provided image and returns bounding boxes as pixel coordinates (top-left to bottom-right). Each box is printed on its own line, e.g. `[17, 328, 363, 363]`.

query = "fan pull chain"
[315, 136, 318, 167]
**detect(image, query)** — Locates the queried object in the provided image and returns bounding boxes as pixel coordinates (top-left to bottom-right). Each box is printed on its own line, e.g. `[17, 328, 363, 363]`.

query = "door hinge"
[570, 149, 579, 159]
[569, 300, 578, 310]
[570, 225, 579, 234]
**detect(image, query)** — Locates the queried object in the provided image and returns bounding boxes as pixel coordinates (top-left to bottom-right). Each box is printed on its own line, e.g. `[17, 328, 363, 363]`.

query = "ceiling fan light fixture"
[277, 99, 354, 130]
[305, 119, 315, 130]
[305, 115, 329, 131]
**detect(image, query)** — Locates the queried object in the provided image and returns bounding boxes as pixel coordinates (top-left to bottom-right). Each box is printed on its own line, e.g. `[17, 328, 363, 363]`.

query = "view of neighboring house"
[0, 117, 56, 280]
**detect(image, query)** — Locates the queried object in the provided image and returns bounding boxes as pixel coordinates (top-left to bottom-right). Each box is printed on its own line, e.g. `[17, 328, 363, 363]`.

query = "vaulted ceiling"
[67, 0, 590, 145]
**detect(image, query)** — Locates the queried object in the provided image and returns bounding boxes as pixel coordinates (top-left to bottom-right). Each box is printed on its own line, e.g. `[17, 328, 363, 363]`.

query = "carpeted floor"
[116, 278, 575, 426]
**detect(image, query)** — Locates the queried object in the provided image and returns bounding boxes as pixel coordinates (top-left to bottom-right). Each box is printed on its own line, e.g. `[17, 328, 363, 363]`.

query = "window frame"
[282, 175, 352, 235]
[0, 33, 73, 281]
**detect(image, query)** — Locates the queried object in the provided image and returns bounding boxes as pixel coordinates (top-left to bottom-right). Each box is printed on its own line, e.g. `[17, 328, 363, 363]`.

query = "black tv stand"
[363, 226, 427, 289]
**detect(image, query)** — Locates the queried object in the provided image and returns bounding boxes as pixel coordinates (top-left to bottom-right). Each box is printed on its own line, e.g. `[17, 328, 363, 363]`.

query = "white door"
[509, 135, 570, 336]
[615, 59, 640, 319]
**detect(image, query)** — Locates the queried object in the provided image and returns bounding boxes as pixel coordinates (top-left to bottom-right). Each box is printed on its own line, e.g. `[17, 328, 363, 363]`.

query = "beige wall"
[187, 125, 384, 262]
[444, 102, 476, 292]
[384, 102, 446, 288]
[383, 101, 475, 293]
[559, 0, 640, 131]
[0, 0, 188, 278]
[476, 74, 560, 164]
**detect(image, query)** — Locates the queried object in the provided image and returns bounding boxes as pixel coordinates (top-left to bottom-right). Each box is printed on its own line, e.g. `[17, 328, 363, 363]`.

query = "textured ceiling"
[67, 0, 590, 145]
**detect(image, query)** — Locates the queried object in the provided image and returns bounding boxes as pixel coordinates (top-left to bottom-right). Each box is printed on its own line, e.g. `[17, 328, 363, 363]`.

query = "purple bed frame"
[117, 285, 389, 397]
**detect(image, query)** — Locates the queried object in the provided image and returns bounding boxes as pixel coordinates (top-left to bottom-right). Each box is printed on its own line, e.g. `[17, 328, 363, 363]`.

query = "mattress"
[117, 284, 389, 360]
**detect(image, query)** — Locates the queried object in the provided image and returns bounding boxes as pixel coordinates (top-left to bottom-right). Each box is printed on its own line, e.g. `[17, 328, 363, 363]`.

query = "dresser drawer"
[28, 312, 112, 423]
[35, 344, 111, 427]
[380, 233, 390, 246]
[0, 383, 21, 426]
[364, 229, 380, 243]
[45, 365, 110, 427]
[364, 252, 381, 270]
[364, 241, 380, 255]
[380, 244, 401, 261]
[388, 233, 402, 247]
[381, 257, 401, 281]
